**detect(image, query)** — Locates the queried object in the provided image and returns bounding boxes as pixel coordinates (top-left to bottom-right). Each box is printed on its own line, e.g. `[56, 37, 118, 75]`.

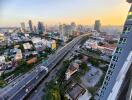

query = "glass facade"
[115, 47, 122, 53]
[98, 4, 132, 100]
[123, 26, 131, 35]
[127, 12, 132, 20]
[112, 55, 118, 62]
[119, 38, 127, 44]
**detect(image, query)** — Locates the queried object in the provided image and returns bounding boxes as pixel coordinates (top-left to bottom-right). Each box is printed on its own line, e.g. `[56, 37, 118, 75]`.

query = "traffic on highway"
[0, 34, 90, 100]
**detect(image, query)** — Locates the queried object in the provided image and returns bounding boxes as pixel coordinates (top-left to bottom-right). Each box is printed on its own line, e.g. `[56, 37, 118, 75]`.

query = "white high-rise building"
[97, 2, 132, 100]
[20, 22, 26, 32]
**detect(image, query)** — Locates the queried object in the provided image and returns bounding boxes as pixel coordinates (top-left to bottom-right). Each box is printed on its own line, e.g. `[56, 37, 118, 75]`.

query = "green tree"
[0, 80, 6, 87]
[89, 58, 99, 66]
[18, 60, 27, 67]
[18, 44, 24, 52]
[44, 81, 61, 100]
[45, 47, 52, 54]
[81, 62, 89, 72]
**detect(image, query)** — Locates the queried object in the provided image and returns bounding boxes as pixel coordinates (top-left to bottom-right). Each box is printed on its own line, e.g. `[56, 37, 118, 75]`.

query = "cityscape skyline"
[0, 1, 131, 100]
[0, 0, 130, 27]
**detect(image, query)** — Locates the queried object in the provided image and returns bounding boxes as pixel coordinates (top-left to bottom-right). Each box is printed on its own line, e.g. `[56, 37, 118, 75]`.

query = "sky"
[0, 0, 130, 27]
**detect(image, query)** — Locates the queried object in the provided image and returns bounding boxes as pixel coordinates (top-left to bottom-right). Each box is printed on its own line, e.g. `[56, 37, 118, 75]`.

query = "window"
[115, 47, 122, 53]
[112, 55, 118, 62]
[119, 38, 127, 44]
[104, 81, 108, 86]
[127, 11, 132, 20]
[123, 26, 131, 35]
[108, 70, 111, 74]
[110, 63, 116, 68]
[110, 72, 113, 75]
[104, 81, 107, 85]
[106, 76, 110, 81]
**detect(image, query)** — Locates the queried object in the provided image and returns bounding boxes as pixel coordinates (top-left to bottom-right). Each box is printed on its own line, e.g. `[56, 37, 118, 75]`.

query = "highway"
[28, 40, 80, 100]
[0, 34, 90, 100]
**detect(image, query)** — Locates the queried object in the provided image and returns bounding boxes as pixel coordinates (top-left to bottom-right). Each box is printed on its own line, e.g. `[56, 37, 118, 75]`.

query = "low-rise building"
[65, 63, 79, 80]
[34, 43, 45, 51]
[23, 43, 32, 50]
[31, 37, 42, 44]
[0, 55, 5, 64]
[66, 83, 91, 100]
[83, 39, 116, 55]
[81, 56, 88, 63]
[15, 49, 23, 61]
[0, 33, 5, 42]
[51, 40, 56, 50]
[98, 44, 116, 55]
[0, 61, 12, 71]
[83, 40, 98, 49]
[27, 57, 37, 64]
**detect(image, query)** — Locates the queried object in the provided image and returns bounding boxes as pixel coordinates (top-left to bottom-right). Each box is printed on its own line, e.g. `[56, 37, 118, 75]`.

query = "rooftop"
[69, 63, 79, 71]
[67, 83, 86, 100]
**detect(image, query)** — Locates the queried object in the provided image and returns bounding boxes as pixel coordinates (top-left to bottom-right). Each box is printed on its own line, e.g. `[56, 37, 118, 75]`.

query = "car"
[40, 66, 48, 72]
[35, 90, 37, 93]
[25, 86, 32, 93]
[36, 69, 38, 72]
[36, 76, 39, 79]
[25, 88, 29, 93]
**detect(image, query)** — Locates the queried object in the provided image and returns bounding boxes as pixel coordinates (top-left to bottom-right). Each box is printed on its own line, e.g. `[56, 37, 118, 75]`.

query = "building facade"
[94, 20, 101, 33]
[37, 21, 45, 34]
[97, 3, 132, 100]
[29, 20, 34, 32]
[20, 22, 26, 32]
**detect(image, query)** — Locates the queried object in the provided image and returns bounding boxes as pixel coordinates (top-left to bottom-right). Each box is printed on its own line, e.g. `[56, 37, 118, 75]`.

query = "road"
[28, 41, 79, 100]
[0, 34, 90, 100]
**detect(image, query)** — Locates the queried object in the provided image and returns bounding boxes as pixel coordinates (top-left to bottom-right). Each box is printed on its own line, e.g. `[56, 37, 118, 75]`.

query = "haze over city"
[0, 0, 132, 100]
[0, 0, 130, 27]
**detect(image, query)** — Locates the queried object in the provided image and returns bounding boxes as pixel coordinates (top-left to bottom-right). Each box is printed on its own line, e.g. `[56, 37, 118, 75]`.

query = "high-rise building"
[29, 20, 34, 32]
[34, 26, 37, 33]
[97, 2, 132, 100]
[20, 22, 26, 32]
[77, 25, 84, 33]
[59, 24, 64, 39]
[71, 22, 76, 34]
[37, 21, 45, 34]
[94, 20, 101, 32]
[65, 24, 72, 37]
[59, 24, 67, 36]
[59, 24, 73, 39]
[44, 24, 47, 34]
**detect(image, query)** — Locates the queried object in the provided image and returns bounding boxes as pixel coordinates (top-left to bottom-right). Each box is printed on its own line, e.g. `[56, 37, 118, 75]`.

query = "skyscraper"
[29, 20, 34, 32]
[59, 24, 64, 39]
[34, 26, 37, 33]
[71, 22, 76, 33]
[97, 2, 132, 100]
[37, 21, 45, 34]
[94, 20, 101, 32]
[20, 22, 26, 33]
[59, 24, 70, 40]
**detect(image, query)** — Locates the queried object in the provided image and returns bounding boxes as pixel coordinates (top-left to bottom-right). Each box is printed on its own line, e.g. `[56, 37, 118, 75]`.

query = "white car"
[25, 86, 32, 93]
[25, 88, 29, 93]
[40, 66, 48, 72]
